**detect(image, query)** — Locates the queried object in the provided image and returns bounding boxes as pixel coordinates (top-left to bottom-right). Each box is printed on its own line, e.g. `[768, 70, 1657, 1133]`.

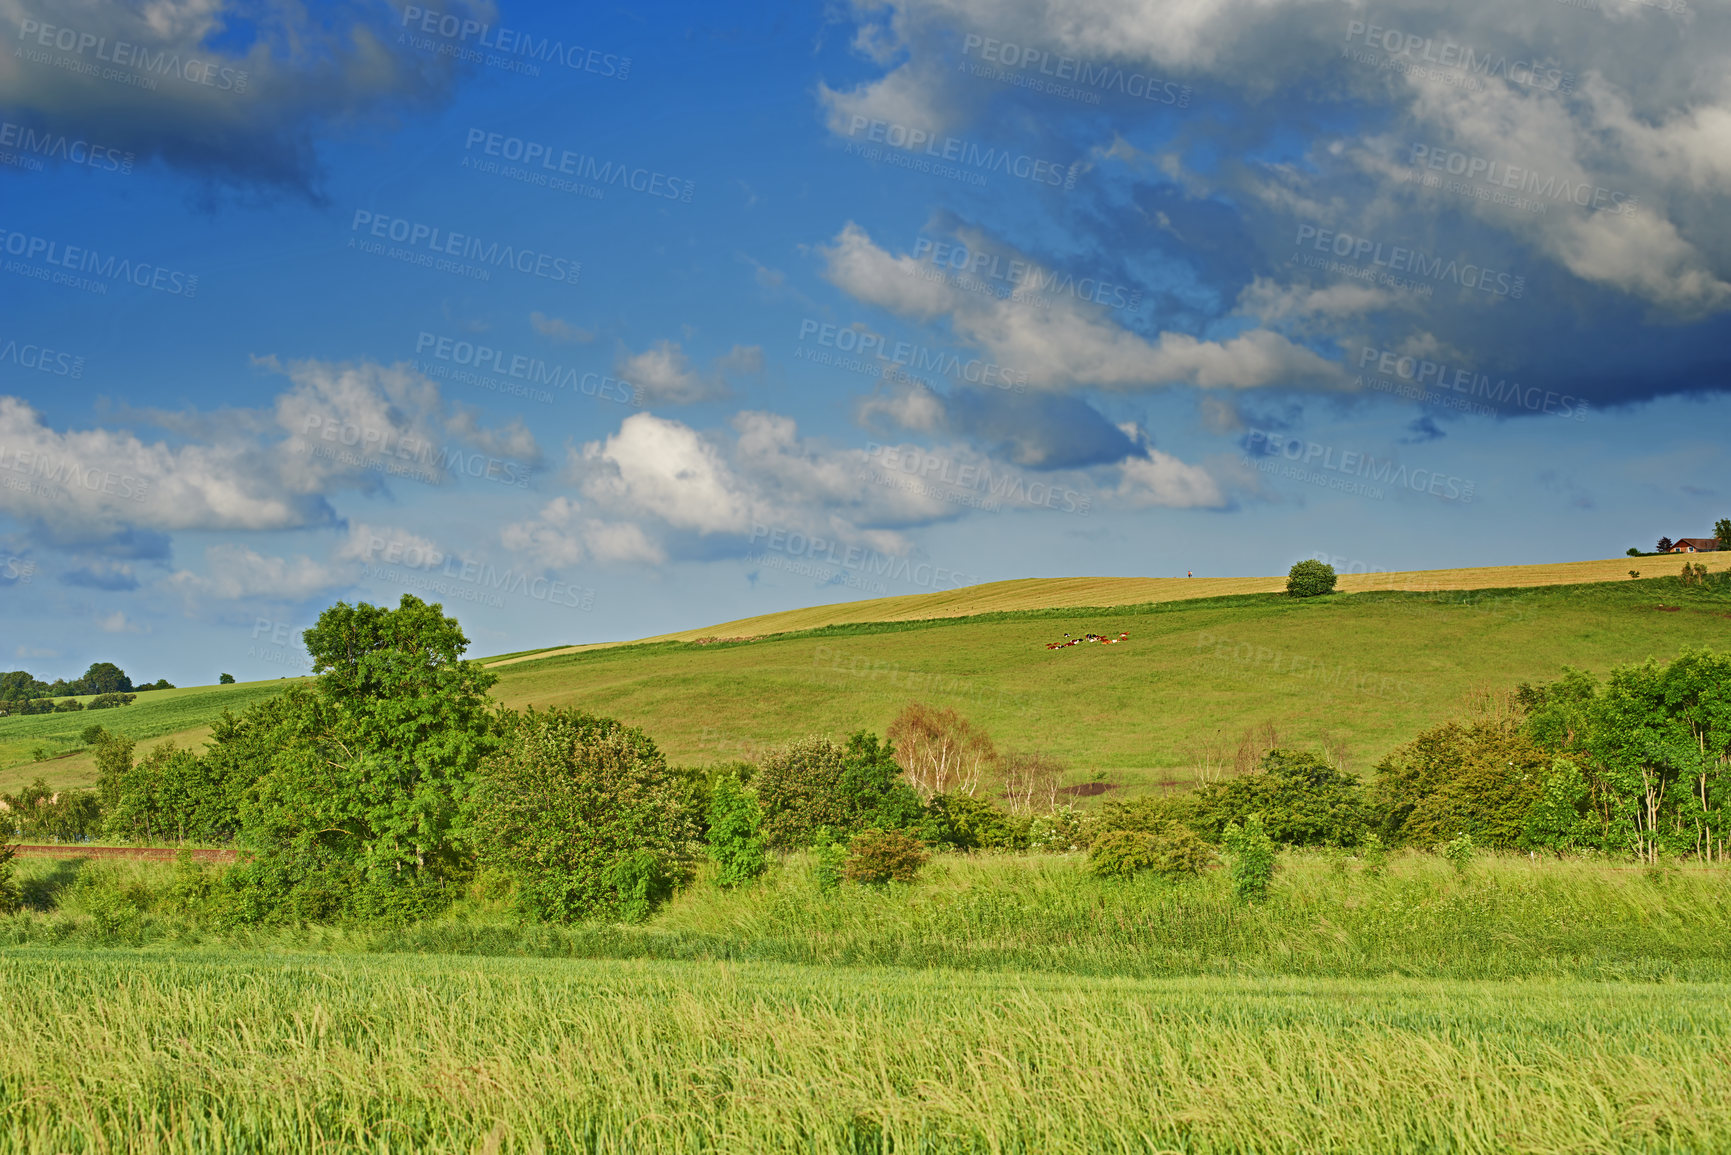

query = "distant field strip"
[1, 950, 1726, 1154]
[489, 555, 1674, 665]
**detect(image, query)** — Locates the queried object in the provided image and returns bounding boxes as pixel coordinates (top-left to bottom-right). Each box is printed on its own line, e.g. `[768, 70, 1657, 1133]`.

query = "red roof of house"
[1673, 538, 1720, 550]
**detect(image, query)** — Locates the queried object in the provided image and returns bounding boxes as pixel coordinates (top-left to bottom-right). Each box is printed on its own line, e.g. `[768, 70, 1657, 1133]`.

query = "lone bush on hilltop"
[1286, 559, 1338, 598]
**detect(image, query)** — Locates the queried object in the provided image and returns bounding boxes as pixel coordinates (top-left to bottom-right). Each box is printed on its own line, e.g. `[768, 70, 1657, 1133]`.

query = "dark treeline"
[0, 662, 172, 716]
[3, 594, 1727, 927]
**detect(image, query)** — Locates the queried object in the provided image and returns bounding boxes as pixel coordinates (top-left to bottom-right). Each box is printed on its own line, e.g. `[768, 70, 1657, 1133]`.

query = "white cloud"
[501, 497, 667, 569]
[529, 312, 595, 343]
[614, 340, 727, 405]
[168, 544, 350, 601]
[1114, 450, 1227, 509]
[0, 395, 319, 539]
[97, 611, 144, 634]
[0, 357, 546, 549]
[820, 223, 1347, 391]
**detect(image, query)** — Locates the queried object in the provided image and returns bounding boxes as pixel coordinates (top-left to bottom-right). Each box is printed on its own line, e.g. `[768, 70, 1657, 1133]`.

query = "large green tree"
[216, 595, 502, 920]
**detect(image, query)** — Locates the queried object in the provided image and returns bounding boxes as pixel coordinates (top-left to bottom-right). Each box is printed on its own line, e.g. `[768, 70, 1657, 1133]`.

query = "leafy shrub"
[607, 850, 677, 923]
[1286, 559, 1338, 598]
[18, 698, 54, 716]
[842, 829, 928, 885]
[1088, 830, 1160, 878]
[1183, 750, 1371, 847]
[1223, 815, 1277, 901]
[1089, 825, 1214, 880]
[755, 733, 923, 849]
[0, 779, 103, 841]
[1443, 833, 1476, 873]
[0, 843, 18, 915]
[1372, 720, 1550, 848]
[472, 707, 698, 923]
[924, 793, 1024, 850]
[86, 693, 135, 710]
[1152, 825, 1216, 877]
[1521, 759, 1598, 852]
[53, 699, 83, 712]
[810, 827, 847, 893]
[1358, 831, 1388, 876]
[1027, 805, 1095, 852]
[219, 673, 236, 684]
[706, 770, 767, 889]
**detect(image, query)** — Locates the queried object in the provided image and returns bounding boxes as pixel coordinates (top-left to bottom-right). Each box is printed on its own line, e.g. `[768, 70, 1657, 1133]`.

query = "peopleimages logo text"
[1357, 346, 1587, 420]
[1294, 225, 1523, 298]
[844, 116, 1078, 188]
[0, 120, 132, 174]
[1246, 429, 1474, 503]
[349, 211, 579, 285]
[463, 130, 692, 201]
[796, 320, 1027, 392]
[16, 18, 249, 91]
[1343, 20, 1573, 93]
[960, 34, 1190, 107]
[398, 7, 629, 78]
[0, 228, 198, 296]
[1408, 143, 1637, 215]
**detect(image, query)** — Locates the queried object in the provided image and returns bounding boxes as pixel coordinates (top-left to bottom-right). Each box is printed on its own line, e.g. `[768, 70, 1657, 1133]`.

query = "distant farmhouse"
[1670, 538, 1721, 553]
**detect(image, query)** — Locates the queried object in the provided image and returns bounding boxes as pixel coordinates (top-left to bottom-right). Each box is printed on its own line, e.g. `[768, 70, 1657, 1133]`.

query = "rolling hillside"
[5, 554, 1725, 793]
[486, 555, 1668, 666]
[489, 574, 1731, 785]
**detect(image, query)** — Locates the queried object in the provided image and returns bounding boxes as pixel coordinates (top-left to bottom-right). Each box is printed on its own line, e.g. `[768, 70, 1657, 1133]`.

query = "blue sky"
[1, 0, 1727, 685]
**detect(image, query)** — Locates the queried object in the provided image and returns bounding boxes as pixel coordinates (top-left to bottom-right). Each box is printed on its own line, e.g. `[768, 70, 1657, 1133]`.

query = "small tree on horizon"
[1715, 518, 1731, 551]
[218, 673, 236, 684]
[1658, 537, 1675, 553]
[1285, 559, 1338, 598]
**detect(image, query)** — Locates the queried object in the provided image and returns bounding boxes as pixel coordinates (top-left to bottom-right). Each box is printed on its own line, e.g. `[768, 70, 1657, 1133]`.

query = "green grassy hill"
[491, 575, 1731, 786]
[0, 680, 296, 793]
[5, 557, 1727, 794]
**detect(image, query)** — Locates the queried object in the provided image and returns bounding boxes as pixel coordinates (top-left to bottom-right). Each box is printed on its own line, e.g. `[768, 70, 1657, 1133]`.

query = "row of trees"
[0, 663, 173, 716]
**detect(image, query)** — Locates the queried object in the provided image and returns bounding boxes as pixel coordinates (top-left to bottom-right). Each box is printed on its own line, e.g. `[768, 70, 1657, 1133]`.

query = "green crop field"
[4, 952, 1727, 1154]
[3, 848, 1730, 1153]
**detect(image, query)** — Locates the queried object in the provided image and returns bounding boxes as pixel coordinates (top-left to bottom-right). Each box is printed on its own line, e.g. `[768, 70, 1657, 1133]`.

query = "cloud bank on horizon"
[0, 0, 1725, 682]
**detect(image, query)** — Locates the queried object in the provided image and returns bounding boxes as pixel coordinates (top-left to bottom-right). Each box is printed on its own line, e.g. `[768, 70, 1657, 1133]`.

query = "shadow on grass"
[20, 858, 86, 912]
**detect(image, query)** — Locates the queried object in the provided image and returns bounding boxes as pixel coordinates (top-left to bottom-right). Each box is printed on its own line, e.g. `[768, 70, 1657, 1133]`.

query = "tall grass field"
[3, 949, 1727, 1154]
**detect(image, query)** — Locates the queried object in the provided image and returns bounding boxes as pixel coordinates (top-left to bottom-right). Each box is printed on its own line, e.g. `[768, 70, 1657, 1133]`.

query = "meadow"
[490, 575, 1731, 780]
[0, 679, 291, 793]
[8, 563, 1725, 793]
[3, 850, 1730, 1153]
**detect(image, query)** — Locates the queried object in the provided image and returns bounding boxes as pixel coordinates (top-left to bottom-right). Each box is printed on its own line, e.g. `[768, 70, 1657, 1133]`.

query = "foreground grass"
[1, 949, 1726, 1154]
[9, 850, 1730, 983]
